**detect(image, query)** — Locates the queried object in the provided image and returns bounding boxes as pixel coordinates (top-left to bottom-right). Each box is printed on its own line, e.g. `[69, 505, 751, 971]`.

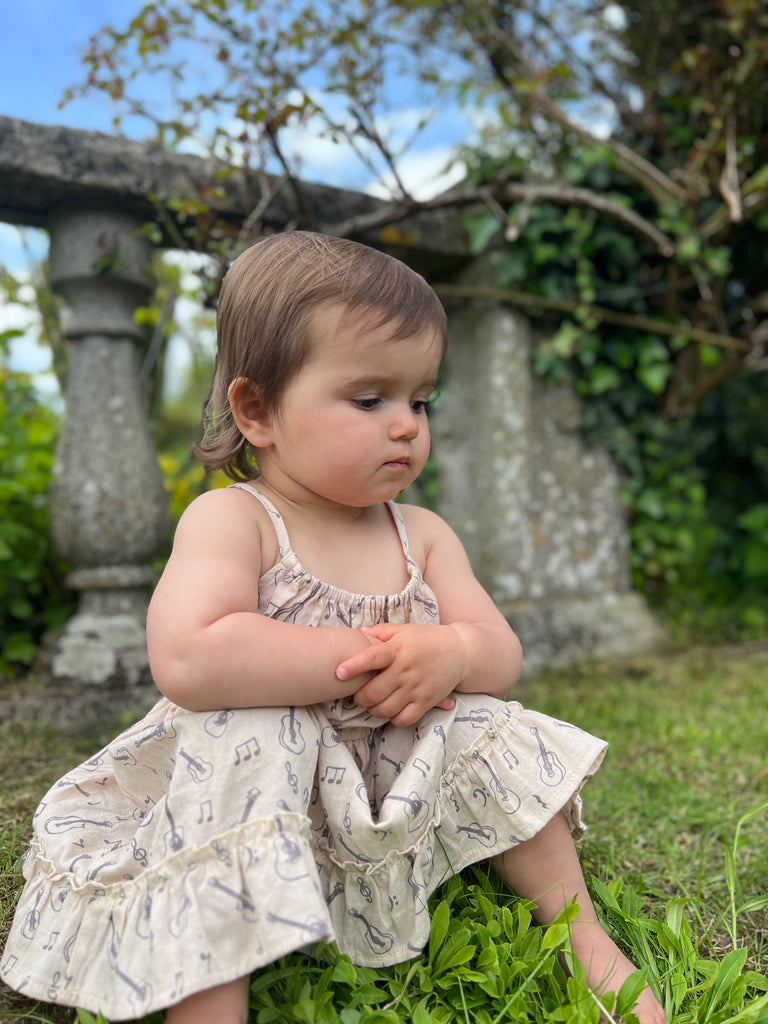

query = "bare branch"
[433, 283, 753, 355]
[324, 180, 676, 257]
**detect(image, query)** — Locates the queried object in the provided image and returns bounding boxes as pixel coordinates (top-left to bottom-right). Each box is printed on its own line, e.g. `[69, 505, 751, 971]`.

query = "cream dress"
[1, 486, 607, 1020]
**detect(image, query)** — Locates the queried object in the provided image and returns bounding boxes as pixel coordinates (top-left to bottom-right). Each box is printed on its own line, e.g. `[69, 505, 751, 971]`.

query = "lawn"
[1, 642, 767, 1023]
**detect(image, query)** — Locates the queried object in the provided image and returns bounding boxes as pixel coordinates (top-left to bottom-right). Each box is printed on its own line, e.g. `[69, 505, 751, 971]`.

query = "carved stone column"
[432, 260, 665, 673]
[45, 205, 169, 687]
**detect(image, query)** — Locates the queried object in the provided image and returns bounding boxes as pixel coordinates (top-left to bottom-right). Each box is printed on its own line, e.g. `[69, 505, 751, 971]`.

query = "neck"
[255, 477, 374, 526]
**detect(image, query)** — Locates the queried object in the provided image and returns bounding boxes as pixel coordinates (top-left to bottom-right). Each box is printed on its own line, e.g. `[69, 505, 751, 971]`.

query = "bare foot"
[569, 923, 665, 1024]
[164, 975, 250, 1024]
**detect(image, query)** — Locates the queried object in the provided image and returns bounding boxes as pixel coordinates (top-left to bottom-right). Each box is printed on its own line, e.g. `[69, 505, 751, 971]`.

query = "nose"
[389, 403, 420, 440]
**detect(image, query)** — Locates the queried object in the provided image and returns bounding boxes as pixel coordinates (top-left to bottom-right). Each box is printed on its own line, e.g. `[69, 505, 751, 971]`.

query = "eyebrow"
[340, 374, 438, 391]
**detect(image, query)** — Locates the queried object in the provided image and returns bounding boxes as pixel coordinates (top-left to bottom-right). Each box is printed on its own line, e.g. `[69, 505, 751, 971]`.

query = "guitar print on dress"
[530, 727, 566, 786]
[472, 750, 521, 814]
[279, 707, 306, 754]
[347, 908, 394, 955]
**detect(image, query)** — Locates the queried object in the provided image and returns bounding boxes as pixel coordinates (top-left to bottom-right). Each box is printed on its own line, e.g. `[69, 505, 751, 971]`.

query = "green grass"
[1, 642, 767, 1023]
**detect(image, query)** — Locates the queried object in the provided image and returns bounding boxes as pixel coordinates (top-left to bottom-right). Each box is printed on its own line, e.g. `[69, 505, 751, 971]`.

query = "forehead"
[308, 303, 443, 370]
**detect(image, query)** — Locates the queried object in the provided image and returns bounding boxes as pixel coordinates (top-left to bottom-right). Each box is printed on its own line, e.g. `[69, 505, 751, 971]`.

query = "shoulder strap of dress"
[229, 482, 290, 557]
[386, 501, 415, 564]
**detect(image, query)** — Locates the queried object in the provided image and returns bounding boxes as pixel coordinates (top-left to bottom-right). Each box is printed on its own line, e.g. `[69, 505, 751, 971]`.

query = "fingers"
[335, 640, 392, 681]
[360, 623, 399, 642]
[359, 691, 456, 725]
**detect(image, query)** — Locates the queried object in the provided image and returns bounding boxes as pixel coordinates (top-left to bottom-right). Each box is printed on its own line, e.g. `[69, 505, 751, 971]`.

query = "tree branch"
[433, 283, 753, 355]
[324, 180, 676, 257]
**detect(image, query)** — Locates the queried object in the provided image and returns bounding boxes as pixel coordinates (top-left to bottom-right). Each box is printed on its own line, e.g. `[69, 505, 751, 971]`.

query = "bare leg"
[164, 974, 250, 1024]
[492, 815, 665, 1024]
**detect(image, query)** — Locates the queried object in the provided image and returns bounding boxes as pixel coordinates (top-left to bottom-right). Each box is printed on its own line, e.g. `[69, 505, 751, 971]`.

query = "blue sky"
[2, 3, 153, 384]
[2, 2, 147, 272]
[3, 1, 144, 134]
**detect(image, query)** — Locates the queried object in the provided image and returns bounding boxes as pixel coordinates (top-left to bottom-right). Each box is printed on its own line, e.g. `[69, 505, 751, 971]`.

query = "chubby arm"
[146, 488, 376, 711]
[338, 506, 523, 725]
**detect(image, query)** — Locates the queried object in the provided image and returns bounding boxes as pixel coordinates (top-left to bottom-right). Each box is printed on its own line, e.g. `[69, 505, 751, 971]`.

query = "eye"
[410, 399, 431, 414]
[354, 397, 381, 410]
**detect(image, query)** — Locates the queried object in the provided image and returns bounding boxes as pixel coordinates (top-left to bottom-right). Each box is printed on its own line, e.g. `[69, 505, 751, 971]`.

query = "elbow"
[148, 641, 211, 712]
[506, 632, 524, 692]
[491, 629, 523, 700]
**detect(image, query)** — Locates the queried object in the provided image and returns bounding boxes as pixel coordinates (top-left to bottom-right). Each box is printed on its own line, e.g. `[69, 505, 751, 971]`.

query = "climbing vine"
[457, 145, 768, 640]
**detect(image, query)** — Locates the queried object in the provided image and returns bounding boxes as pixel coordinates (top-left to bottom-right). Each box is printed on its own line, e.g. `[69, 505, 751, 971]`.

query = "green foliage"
[122, 864, 768, 1022]
[0, 364, 74, 674]
[464, 142, 768, 642]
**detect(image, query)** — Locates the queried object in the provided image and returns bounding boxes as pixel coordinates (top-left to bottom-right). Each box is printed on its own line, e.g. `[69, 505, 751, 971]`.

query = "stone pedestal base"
[46, 613, 153, 687]
[505, 593, 668, 676]
[6, 618, 160, 736]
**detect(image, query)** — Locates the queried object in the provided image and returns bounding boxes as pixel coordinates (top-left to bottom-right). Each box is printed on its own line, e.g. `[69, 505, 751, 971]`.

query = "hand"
[335, 623, 465, 727]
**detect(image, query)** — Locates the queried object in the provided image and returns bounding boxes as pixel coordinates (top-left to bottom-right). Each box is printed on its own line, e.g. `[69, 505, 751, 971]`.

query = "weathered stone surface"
[50, 614, 151, 687]
[0, 115, 469, 272]
[48, 207, 169, 575]
[433, 265, 666, 674]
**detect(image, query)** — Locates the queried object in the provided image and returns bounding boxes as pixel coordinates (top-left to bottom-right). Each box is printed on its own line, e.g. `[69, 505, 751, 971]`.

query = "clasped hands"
[335, 622, 467, 727]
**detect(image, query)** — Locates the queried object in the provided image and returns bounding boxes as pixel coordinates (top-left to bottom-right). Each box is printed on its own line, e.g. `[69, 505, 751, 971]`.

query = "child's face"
[262, 303, 442, 511]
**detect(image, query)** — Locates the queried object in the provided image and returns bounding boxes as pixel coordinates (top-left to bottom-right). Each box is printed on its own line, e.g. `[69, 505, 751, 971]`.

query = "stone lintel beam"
[0, 116, 470, 273]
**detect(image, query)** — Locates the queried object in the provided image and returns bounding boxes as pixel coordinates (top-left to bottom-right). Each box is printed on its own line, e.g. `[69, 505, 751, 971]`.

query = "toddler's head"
[194, 231, 447, 479]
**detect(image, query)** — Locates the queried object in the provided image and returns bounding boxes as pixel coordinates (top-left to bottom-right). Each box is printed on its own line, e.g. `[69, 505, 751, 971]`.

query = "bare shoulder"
[172, 483, 279, 567]
[396, 503, 469, 567]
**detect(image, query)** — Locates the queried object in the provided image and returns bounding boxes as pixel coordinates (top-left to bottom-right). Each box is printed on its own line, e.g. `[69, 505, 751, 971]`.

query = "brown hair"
[192, 231, 448, 480]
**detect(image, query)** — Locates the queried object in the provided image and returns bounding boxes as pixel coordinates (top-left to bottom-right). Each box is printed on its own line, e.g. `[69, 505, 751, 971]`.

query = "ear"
[228, 377, 275, 448]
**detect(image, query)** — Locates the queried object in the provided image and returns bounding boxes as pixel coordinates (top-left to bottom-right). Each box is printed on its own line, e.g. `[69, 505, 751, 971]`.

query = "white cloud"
[365, 145, 466, 201]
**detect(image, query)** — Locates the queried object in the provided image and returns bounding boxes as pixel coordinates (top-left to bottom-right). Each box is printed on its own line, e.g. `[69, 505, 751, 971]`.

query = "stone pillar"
[45, 205, 169, 687]
[432, 268, 664, 674]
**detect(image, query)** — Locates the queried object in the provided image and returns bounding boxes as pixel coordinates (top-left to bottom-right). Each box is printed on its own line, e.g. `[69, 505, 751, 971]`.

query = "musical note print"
[130, 837, 148, 867]
[197, 799, 214, 825]
[320, 764, 346, 785]
[170, 970, 184, 1001]
[233, 736, 260, 766]
[285, 760, 299, 793]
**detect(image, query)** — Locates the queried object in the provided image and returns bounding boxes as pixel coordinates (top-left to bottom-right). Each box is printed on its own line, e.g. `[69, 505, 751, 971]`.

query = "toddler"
[1, 232, 664, 1024]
